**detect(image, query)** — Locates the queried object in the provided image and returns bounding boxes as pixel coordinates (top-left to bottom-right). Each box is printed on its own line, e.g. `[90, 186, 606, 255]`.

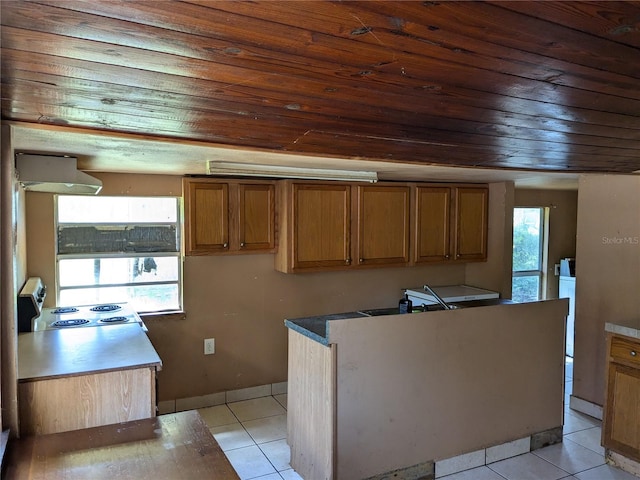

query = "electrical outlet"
[204, 338, 215, 355]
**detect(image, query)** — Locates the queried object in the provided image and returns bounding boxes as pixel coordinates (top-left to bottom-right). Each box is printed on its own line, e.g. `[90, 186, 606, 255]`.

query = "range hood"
[16, 154, 102, 195]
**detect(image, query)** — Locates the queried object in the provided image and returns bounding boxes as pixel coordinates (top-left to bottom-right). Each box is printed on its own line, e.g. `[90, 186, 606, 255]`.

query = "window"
[56, 196, 182, 313]
[512, 207, 546, 303]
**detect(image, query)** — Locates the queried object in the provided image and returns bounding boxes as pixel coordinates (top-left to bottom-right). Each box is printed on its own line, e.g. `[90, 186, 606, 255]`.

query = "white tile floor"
[198, 393, 301, 480]
[197, 359, 639, 480]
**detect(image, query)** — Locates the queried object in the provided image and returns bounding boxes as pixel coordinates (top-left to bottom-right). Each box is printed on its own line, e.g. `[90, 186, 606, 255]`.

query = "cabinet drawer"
[610, 336, 640, 366]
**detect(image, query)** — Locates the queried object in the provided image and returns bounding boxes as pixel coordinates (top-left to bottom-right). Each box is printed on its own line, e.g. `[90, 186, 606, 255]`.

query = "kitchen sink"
[358, 304, 463, 316]
[420, 304, 462, 311]
[358, 308, 402, 316]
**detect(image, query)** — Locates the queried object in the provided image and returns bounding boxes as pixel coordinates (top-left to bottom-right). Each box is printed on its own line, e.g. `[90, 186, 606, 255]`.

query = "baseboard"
[569, 395, 603, 420]
[159, 381, 288, 415]
[432, 427, 561, 478]
[606, 450, 640, 477]
[364, 460, 435, 480]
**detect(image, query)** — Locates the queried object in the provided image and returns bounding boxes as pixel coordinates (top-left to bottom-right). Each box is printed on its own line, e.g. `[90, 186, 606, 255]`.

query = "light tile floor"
[197, 358, 639, 480]
[199, 393, 301, 480]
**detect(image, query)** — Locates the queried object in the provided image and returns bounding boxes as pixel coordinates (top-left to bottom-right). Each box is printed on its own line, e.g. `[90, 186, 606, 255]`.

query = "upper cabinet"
[183, 178, 275, 256]
[283, 182, 352, 270]
[453, 187, 489, 261]
[276, 181, 412, 273]
[238, 183, 277, 251]
[415, 185, 488, 264]
[356, 185, 410, 267]
[415, 186, 451, 263]
[184, 177, 487, 268]
[276, 182, 352, 272]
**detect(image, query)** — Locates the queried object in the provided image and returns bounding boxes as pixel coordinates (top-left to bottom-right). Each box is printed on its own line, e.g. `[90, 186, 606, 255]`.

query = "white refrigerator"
[559, 276, 576, 357]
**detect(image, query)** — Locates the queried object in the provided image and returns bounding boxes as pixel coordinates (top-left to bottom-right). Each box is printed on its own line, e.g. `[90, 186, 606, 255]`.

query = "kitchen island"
[18, 323, 162, 435]
[285, 299, 569, 480]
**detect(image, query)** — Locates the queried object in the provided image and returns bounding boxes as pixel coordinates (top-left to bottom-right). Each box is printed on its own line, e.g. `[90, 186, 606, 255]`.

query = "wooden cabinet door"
[357, 185, 410, 266]
[603, 335, 640, 462]
[415, 186, 451, 263]
[453, 187, 488, 261]
[292, 183, 351, 270]
[604, 362, 640, 461]
[238, 183, 275, 251]
[184, 181, 229, 254]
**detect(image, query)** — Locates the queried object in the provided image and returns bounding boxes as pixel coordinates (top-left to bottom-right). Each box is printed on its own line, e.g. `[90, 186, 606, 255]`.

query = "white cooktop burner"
[35, 303, 143, 331]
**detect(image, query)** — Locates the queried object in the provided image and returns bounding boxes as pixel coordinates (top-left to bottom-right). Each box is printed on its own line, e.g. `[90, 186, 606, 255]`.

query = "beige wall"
[328, 300, 567, 478]
[573, 174, 640, 407]
[25, 173, 512, 401]
[515, 189, 578, 300]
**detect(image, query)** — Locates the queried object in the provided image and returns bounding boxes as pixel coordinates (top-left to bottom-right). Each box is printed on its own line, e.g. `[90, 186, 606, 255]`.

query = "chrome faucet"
[423, 284, 452, 310]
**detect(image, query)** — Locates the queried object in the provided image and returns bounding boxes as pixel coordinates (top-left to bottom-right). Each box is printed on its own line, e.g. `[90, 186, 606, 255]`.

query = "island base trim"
[363, 460, 434, 480]
[358, 427, 564, 480]
[530, 426, 563, 451]
[606, 450, 640, 477]
[432, 427, 563, 478]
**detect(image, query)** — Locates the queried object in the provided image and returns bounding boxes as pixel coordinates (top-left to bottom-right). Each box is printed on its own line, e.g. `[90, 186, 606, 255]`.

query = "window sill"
[140, 311, 186, 321]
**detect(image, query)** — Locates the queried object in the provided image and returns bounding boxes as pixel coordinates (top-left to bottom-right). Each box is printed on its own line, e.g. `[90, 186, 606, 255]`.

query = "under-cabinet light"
[206, 161, 378, 183]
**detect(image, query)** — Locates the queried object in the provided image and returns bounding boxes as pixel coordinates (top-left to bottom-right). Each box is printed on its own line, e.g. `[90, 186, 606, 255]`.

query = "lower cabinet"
[603, 333, 640, 463]
[19, 367, 157, 435]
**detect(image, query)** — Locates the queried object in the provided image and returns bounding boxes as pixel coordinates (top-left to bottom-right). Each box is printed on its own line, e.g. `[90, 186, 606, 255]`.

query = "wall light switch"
[204, 338, 215, 355]
[554, 264, 560, 276]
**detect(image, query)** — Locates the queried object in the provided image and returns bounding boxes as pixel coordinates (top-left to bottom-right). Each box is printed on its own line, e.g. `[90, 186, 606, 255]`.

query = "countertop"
[4, 410, 239, 480]
[605, 322, 640, 340]
[18, 323, 162, 381]
[285, 298, 516, 345]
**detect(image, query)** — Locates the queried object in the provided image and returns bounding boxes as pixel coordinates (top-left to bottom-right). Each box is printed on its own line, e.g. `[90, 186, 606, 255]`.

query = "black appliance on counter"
[17, 277, 46, 333]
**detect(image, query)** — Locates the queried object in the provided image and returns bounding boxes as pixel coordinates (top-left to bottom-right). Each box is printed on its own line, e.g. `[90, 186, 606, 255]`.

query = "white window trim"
[54, 195, 183, 313]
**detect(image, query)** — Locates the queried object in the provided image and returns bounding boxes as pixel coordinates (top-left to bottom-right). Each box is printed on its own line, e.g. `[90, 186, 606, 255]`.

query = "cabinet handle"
[345, 258, 351, 265]
[223, 242, 228, 248]
[240, 242, 245, 248]
[359, 258, 364, 263]
[445, 254, 450, 259]
[631, 350, 637, 357]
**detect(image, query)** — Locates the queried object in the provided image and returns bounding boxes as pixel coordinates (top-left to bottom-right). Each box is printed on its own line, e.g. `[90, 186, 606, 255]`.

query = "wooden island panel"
[19, 367, 156, 436]
[287, 329, 336, 480]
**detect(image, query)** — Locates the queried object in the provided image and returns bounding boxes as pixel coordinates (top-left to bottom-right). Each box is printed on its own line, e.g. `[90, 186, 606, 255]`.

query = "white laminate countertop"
[605, 322, 640, 340]
[18, 323, 162, 381]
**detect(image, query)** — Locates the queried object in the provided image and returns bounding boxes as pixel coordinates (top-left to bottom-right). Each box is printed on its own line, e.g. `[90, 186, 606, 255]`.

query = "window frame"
[54, 195, 183, 313]
[512, 206, 548, 302]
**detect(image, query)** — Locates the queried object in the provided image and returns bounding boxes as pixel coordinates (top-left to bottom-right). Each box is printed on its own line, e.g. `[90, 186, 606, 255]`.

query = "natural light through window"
[56, 196, 182, 313]
[512, 207, 545, 303]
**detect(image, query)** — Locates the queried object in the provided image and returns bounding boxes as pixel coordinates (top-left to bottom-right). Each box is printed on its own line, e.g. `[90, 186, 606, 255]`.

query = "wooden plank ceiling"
[2, 0, 640, 175]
